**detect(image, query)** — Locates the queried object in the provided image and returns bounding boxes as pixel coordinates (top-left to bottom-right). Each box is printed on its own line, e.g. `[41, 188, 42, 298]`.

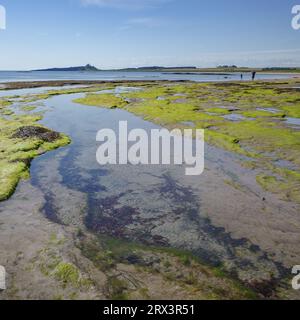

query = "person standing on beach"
[240, 74, 243, 80]
[252, 71, 256, 81]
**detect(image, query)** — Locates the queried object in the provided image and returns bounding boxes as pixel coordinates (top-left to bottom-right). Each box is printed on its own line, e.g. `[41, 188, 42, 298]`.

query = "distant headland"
[33, 64, 99, 72]
[31, 64, 300, 74]
[32, 64, 198, 72]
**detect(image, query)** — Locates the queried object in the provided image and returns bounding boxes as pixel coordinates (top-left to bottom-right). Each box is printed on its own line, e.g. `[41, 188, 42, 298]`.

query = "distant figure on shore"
[240, 74, 243, 80]
[252, 71, 256, 81]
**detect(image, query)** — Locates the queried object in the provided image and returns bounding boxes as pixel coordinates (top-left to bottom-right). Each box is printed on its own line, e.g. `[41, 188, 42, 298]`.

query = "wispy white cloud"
[109, 49, 300, 69]
[126, 17, 162, 27]
[183, 49, 300, 68]
[80, 0, 171, 10]
[114, 16, 166, 33]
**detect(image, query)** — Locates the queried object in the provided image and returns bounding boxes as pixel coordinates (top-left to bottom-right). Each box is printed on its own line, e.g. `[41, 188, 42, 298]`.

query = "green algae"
[79, 235, 257, 300]
[0, 99, 13, 116]
[0, 91, 72, 202]
[0, 109, 14, 116]
[19, 85, 115, 104]
[205, 130, 248, 155]
[0, 99, 12, 108]
[240, 110, 285, 118]
[74, 93, 128, 109]
[256, 174, 299, 203]
[0, 112, 71, 201]
[204, 107, 230, 115]
[0, 161, 28, 201]
[281, 105, 300, 118]
[38, 243, 92, 290]
[21, 105, 37, 112]
[53, 262, 81, 287]
[256, 168, 300, 203]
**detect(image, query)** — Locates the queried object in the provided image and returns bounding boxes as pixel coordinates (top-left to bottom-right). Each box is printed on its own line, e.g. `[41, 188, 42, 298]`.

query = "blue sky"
[0, 0, 299, 70]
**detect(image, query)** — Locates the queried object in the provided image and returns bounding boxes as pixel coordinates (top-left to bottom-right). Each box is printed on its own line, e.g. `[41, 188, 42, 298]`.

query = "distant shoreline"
[1, 77, 300, 91]
[0, 70, 298, 85]
[1, 70, 300, 75]
[1, 66, 300, 75]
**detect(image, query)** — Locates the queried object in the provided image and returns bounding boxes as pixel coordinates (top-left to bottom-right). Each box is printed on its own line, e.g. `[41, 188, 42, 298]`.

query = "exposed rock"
[12, 126, 61, 143]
